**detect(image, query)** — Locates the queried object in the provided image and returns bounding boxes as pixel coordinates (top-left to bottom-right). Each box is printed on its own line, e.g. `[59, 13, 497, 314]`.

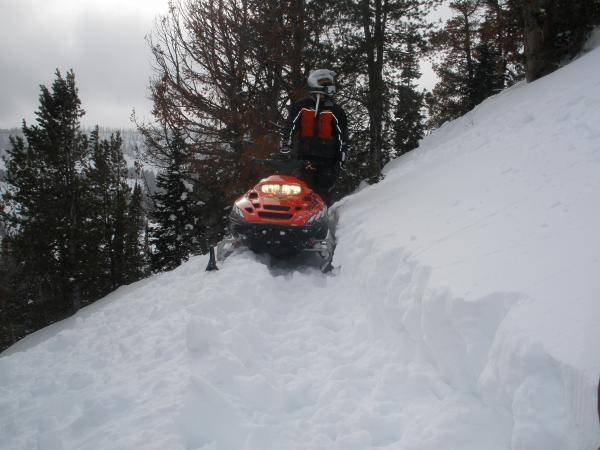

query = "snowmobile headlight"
[260, 184, 301, 196]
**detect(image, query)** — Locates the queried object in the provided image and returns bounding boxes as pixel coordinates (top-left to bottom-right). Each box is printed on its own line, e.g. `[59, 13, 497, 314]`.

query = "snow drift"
[2, 45, 600, 450]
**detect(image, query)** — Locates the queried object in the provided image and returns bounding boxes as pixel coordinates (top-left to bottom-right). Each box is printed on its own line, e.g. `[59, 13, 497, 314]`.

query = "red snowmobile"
[206, 160, 337, 272]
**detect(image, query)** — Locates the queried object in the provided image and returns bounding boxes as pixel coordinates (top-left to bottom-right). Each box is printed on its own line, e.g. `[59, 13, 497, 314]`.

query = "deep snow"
[2, 44, 600, 450]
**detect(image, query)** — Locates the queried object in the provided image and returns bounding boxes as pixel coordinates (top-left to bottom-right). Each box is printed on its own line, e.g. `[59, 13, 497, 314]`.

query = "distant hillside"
[0, 128, 157, 238]
[0, 127, 155, 185]
[0, 127, 144, 162]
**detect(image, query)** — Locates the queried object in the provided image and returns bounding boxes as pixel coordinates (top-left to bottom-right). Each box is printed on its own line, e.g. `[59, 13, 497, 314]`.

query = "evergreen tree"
[471, 39, 503, 106]
[329, 0, 430, 181]
[427, 0, 515, 128]
[83, 128, 131, 296]
[2, 70, 89, 317]
[150, 132, 199, 272]
[0, 72, 152, 350]
[427, 0, 599, 127]
[393, 40, 425, 157]
[111, 188, 128, 287]
[520, 0, 600, 81]
[123, 183, 148, 283]
[479, 1, 525, 86]
[394, 86, 425, 157]
[0, 238, 20, 350]
[428, 0, 484, 128]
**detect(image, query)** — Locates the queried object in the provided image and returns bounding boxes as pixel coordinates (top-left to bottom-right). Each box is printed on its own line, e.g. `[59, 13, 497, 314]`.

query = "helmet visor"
[317, 79, 336, 96]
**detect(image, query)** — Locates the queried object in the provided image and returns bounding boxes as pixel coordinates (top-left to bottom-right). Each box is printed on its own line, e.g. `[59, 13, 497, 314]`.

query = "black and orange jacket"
[283, 96, 349, 160]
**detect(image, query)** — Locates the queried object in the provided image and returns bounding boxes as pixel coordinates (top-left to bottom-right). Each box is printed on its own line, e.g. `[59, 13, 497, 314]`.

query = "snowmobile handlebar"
[253, 158, 304, 168]
[250, 158, 313, 175]
[251, 158, 330, 173]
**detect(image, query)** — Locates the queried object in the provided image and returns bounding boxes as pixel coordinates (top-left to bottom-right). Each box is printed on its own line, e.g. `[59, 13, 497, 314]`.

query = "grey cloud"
[0, 1, 164, 128]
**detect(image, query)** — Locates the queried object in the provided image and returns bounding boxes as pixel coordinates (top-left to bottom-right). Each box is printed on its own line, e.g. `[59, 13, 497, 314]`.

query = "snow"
[2, 45, 600, 450]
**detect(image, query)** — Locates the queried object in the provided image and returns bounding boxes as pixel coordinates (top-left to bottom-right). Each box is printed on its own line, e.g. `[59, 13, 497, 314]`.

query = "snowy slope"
[2, 47, 600, 450]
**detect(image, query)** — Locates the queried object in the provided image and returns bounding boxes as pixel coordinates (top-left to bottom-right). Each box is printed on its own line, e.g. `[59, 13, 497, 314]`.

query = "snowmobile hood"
[232, 174, 326, 227]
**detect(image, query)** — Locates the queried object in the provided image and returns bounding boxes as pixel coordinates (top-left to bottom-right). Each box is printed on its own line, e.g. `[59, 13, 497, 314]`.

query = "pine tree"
[479, 1, 524, 86]
[393, 39, 425, 157]
[479, 0, 599, 82]
[471, 38, 503, 105]
[2, 70, 89, 317]
[428, 0, 483, 128]
[0, 238, 20, 350]
[150, 132, 199, 272]
[123, 183, 147, 284]
[427, 0, 514, 127]
[328, 0, 430, 181]
[111, 188, 128, 287]
[394, 87, 425, 157]
[519, 0, 600, 81]
[83, 128, 131, 296]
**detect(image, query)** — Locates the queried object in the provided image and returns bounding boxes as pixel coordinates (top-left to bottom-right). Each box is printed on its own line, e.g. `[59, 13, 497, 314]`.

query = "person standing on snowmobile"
[280, 69, 349, 205]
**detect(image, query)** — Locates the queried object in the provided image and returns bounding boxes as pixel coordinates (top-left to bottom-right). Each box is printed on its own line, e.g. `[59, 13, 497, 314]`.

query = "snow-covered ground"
[2, 45, 600, 450]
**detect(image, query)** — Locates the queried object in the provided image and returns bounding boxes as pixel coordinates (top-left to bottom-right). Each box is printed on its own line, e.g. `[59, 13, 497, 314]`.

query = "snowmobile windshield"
[260, 184, 302, 196]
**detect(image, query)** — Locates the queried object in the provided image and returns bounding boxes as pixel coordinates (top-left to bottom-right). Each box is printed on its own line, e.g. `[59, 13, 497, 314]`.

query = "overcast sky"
[0, 0, 445, 130]
[0, 0, 168, 129]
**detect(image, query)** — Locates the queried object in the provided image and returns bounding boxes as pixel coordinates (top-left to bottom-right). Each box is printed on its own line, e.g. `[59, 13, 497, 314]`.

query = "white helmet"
[307, 69, 336, 96]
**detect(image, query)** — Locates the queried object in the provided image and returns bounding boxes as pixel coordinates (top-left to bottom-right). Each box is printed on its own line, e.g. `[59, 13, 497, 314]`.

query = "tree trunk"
[523, 0, 555, 82]
[289, 0, 305, 99]
[362, 0, 385, 182]
[462, 8, 475, 109]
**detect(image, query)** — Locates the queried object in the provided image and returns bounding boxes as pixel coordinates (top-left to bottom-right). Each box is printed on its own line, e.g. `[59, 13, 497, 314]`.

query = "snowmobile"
[206, 160, 337, 273]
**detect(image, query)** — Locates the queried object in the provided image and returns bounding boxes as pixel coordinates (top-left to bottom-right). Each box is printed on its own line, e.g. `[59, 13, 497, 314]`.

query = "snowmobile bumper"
[230, 217, 328, 256]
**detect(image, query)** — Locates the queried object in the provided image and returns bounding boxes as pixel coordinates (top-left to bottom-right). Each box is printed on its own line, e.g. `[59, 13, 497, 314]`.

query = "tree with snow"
[83, 127, 131, 296]
[2, 70, 89, 316]
[123, 182, 148, 283]
[0, 72, 150, 350]
[149, 131, 201, 272]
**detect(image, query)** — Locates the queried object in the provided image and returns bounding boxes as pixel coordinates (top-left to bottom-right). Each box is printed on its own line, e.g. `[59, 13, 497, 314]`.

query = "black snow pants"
[298, 158, 337, 206]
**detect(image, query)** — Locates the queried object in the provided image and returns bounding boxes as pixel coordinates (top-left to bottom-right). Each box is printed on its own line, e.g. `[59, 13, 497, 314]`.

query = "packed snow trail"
[0, 253, 522, 450]
[3, 35, 600, 450]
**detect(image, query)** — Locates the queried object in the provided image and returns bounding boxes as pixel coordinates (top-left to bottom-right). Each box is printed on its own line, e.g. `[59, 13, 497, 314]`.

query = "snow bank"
[2, 44, 600, 450]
